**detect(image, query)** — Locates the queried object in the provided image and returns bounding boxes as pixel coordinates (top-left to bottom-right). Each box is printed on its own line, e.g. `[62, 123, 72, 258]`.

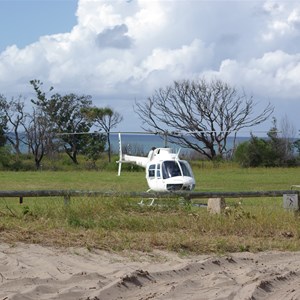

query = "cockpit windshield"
[179, 161, 193, 176]
[162, 160, 192, 179]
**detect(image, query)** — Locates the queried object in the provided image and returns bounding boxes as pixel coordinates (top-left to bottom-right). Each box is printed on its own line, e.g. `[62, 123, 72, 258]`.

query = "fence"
[0, 189, 297, 204]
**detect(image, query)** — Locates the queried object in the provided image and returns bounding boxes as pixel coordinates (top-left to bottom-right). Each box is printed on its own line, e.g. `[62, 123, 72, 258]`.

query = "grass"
[0, 170, 148, 191]
[0, 163, 300, 254]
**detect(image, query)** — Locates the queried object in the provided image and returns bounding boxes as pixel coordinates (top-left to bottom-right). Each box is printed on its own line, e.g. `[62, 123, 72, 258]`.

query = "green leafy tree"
[82, 107, 123, 162]
[0, 124, 6, 147]
[294, 140, 300, 156]
[0, 146, 12, 169]
[81, 133, 106, 168]
[30, 80, 95, 164]
[235, 119, 297, 167]
[234, 135, 274, 167]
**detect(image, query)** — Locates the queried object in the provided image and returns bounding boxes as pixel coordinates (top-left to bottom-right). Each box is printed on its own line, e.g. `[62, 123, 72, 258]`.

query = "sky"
[1, 0, 300, 136]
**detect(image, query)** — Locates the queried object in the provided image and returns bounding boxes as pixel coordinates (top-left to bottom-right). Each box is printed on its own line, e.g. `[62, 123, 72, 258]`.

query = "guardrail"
[0, 189, 297, 204]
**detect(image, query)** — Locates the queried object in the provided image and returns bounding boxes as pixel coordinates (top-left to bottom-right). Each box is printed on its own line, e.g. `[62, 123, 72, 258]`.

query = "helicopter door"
[146, 163, 165, 191]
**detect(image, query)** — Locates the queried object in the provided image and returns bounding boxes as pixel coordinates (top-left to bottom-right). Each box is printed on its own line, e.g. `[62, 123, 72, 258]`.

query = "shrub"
[0, 146, 13, 169]
[234, 135, 298, 167]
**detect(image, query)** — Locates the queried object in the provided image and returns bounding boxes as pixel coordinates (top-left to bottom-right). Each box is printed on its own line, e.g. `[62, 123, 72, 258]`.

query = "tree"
[0, 123, 6, 147]
[267, 117, 296, 165]
[294, 140, 300, 157]
[30, 80, 94, 164]
[46, 93, 93, 164]
[22, 108, 54, 170]
[279, 115, 297, 162]
[0, 146, 12, 169]
[234, 134, 275, 167]
[0, 95, 7, 147]
[82, 107, 123, 162]
[235, 119, 297, 167]
[135, 79, 274, 160]
[81, 133, 107, 168]
[0, 95, 26, 156]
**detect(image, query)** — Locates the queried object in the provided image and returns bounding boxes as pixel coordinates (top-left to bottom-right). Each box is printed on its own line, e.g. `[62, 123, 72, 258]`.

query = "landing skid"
[138, 198, 157, 206]
[138, 197, 207, 208]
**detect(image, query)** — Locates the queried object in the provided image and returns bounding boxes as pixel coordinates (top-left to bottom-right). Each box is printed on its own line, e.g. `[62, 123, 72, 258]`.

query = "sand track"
[1, 243, 300, 300]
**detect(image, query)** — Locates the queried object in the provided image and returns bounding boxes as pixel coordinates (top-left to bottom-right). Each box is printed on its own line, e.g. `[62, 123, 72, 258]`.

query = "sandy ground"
[1, 243, 300, 300]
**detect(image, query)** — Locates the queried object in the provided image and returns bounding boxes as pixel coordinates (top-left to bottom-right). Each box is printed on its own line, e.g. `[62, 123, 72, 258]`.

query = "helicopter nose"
[181, 183, 195, 191]
[182, 178, 195, 191]
[166, 177, 195, 191]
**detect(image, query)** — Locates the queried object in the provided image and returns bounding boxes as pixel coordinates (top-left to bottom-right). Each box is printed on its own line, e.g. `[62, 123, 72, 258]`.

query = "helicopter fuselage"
[121, 148, 195, 192]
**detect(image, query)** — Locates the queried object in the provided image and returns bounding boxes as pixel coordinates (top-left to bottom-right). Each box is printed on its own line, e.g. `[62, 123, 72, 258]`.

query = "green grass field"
[0, 165, 300, 254]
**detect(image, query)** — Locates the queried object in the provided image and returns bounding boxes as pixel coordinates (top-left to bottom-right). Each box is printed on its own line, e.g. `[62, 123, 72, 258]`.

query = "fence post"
[207, 198, 226, 214]
[283, 194, 299, 211]
[64, 195, 70, 206]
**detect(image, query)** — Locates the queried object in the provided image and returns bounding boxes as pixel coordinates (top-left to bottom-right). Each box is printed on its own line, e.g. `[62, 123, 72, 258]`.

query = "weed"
[67, 214, 96, 229]
[22, 205, 30, 216]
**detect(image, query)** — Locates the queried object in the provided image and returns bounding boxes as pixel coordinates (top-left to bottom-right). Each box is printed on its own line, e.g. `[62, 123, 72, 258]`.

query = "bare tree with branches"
[0, 95, 8, 147]
[22, 108, 55, 169]
[0, 95, 26, 156]
[135, 79, 274, 160]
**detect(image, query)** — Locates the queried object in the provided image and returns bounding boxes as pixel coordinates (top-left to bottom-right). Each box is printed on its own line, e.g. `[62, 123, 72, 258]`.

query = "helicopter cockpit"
[147, 160, 193, 179]
[162, 160, 192, 178]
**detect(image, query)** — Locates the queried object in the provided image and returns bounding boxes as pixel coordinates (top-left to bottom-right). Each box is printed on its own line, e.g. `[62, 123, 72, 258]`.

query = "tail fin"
[116, 132, 148, 171]
[117, 132, 122, 176]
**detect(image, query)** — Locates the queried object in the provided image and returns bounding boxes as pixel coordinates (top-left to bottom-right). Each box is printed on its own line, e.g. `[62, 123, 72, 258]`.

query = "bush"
[0, 146, 13, 169]
[234, 135, 298, 167]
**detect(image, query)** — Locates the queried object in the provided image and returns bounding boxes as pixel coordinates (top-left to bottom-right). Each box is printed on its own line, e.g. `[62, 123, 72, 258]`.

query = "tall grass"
[0, 195, 299, 253]
[0, 164, 300, 254]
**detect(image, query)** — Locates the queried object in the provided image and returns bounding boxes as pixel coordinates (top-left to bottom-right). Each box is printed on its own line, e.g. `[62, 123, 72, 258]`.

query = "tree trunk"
[107, 133, 111, 163]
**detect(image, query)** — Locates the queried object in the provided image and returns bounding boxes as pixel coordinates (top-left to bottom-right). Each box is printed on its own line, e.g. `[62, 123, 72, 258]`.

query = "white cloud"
[263, 1, 284, 15]
[1, 0, 300, 130]
[133, 39, 214, 92]
[76, 0, 122, 32]
[288, 8, 300, 29]
[203, 50, 300, 101]
[262, 1, 300, 42]
[125, 0, 168, 41]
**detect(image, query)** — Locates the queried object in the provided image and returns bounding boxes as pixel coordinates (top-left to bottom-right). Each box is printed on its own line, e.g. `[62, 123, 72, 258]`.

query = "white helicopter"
[117, 133, 196, 192]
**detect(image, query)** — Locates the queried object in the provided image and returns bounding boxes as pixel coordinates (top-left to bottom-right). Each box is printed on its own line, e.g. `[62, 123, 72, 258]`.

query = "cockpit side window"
[148, 164, 155, 178]
[162, 161, 181, 179]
